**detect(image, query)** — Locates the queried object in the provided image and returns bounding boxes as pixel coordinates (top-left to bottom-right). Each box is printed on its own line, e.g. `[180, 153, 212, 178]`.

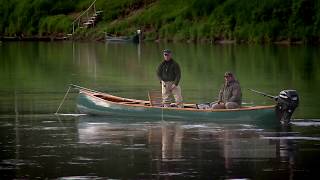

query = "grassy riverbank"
[1, 0, 320, 43]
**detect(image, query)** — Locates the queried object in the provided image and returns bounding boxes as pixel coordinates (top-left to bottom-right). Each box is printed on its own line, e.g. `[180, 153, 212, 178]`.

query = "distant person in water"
[156, 49, 183, 108]
[211, 72, 242, 109]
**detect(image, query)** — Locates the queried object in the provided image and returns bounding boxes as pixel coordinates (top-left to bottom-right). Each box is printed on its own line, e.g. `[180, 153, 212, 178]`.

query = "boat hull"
[77, 91, 279, 124]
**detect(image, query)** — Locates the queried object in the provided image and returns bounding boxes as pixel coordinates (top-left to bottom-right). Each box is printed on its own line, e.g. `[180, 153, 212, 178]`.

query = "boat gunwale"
[79, 90, 276, 112]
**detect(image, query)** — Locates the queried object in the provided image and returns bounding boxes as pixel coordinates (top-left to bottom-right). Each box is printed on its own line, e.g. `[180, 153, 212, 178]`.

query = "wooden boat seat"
[148, 90, 162, 107]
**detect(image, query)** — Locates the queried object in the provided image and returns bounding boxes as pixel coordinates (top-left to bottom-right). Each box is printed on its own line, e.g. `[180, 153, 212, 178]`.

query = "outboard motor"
[275, 90, 299, 123]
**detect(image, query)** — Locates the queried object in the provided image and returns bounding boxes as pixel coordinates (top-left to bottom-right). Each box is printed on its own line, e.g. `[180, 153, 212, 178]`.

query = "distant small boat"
[71, 85, 299, 124]
[105, 34, 139, 43]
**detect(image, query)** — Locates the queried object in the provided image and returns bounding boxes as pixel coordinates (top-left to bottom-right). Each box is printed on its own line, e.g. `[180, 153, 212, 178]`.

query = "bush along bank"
[1, 0, 320, 44]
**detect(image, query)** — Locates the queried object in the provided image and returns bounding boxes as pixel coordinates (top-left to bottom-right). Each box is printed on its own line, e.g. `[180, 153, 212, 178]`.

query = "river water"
[0, 42, 319, 179]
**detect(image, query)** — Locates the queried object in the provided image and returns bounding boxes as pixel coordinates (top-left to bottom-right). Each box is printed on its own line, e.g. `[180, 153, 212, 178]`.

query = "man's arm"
[156, 63, 163, 81]
[174, 62, 181, 86]
[229, 84, 241, 102]
[218, 84, 224, 103]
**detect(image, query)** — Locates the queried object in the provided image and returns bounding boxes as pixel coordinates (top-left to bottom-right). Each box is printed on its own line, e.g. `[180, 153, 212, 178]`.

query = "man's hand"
[171, 84, 176, 90]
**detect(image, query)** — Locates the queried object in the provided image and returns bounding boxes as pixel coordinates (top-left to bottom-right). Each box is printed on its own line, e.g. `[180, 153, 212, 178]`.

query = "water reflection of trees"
[1, 42, 319, 116]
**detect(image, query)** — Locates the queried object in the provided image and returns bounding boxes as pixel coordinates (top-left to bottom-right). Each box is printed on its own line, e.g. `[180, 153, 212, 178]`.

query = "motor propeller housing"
[275, 90, 299, 123]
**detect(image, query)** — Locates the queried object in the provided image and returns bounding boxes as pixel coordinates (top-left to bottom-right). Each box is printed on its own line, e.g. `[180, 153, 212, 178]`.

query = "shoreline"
[0, 36, 70, 42]
[1, 35, 319, 45]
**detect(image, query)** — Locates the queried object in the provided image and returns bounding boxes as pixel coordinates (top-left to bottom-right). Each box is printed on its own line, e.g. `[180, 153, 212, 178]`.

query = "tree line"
[0, 0, 319, 43]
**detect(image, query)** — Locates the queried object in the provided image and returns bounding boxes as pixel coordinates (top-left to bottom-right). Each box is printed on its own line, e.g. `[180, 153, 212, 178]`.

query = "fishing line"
[161, 106, 164, 121]
[55, 86, 71, 114]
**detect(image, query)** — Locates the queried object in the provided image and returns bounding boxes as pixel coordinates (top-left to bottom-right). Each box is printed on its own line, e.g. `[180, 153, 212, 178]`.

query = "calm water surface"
[0, 42, 320, 179]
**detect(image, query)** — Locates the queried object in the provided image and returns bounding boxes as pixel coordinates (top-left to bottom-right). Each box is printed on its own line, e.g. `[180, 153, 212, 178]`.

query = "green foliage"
[314, 1, 320, 36]
[1, 0, 80, 36]
[95, 0, 145, 22]
[39, 15, 72, 34]
[0, 0, 13, 33]
[1, 0, 320, 43]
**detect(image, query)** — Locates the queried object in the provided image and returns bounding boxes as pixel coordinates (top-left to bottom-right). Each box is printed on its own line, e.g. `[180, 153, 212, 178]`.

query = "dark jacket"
[218, 80, 242, 105]
[156, 59, 181, 85]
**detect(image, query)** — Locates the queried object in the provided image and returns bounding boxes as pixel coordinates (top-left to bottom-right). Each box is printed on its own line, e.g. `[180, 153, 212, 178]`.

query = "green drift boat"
[73, 85, 299, 124]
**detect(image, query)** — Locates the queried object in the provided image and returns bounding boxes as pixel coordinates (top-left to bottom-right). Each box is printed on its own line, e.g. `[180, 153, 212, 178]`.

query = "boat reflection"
[76, 115, 295, 177]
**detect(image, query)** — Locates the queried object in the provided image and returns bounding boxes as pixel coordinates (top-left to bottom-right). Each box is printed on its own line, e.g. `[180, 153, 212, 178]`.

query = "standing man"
[157, 49, 183, 108]
[212, 72, 242, 109]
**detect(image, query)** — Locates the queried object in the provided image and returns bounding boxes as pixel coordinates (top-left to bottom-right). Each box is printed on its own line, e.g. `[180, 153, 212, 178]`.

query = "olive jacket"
[218, 80, 242, 105]
[156, 59, 181, 86]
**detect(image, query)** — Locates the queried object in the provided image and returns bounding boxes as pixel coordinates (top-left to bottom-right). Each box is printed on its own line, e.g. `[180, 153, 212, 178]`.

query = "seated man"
[211, 72, 242, 109]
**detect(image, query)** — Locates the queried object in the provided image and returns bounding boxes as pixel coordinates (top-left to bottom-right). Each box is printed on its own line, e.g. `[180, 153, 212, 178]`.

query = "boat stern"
[275, 90, 299, 123]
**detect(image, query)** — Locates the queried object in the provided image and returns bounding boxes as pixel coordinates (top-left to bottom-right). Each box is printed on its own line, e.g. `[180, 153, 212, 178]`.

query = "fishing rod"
[248, 88, 277, 100]
[55, 84, 103, 114]
[69, 84, 103, 94]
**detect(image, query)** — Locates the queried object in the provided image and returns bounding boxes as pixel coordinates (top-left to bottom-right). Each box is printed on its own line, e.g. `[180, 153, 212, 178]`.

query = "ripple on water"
[261, 136, 320, 141]
[161, 158, 186, 162]
[37, 145, 57, 148]
[75, 156, 99, 161]
[1, 159, 38, 167]
[123, 147, 145, 150]
[65, 161, 91, 165]
[181, 124, 208, 129]
[291, 120, 320, 127]
[57, 176, 105, 180]
[153, 172, 183, 176]
[87, 122, 110, 125]
[55, 113, 87, 117]
[20, 126, 71, 131]
[41, 121, 56, 123]
[0, 123, 13, 127]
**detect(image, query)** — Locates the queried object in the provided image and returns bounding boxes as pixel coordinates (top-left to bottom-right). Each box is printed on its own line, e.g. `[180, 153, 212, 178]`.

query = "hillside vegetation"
[0, 0, 319, 43]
